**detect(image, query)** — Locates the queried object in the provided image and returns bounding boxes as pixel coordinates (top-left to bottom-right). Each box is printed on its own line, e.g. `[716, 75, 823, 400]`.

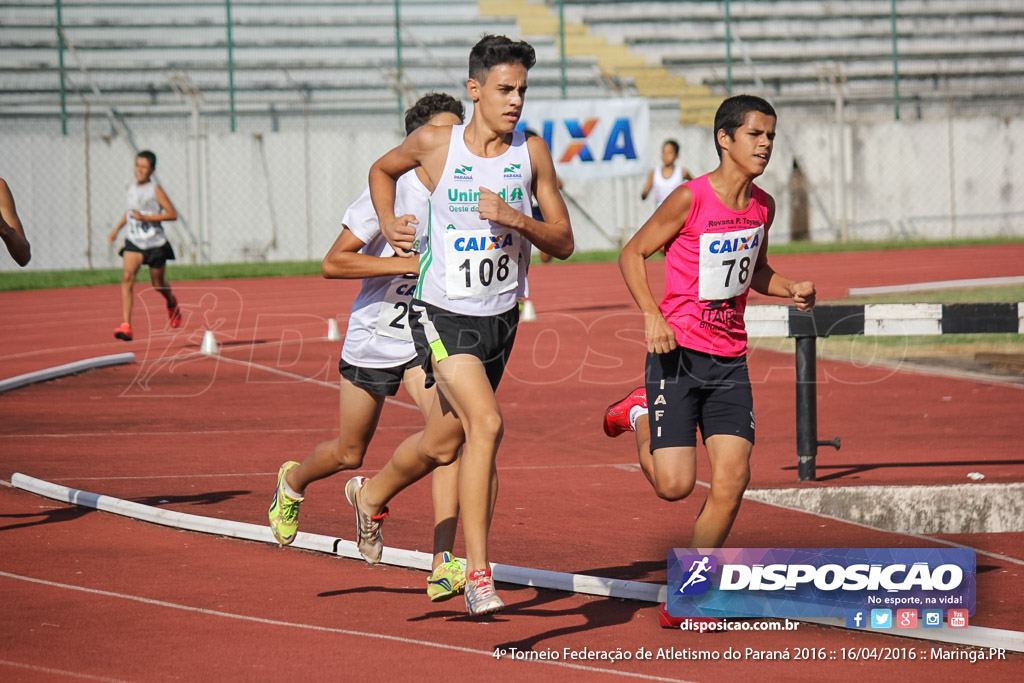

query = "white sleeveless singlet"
[341, 171, 429, 368]
[651, 164, 684, 208]
[416, 124, 533, 316]
[125, 181, 168, 249]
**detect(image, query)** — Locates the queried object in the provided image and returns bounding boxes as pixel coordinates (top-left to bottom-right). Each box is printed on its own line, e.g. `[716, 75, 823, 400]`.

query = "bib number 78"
[722, 256, 751, 289]
[697, 226, 763, 301]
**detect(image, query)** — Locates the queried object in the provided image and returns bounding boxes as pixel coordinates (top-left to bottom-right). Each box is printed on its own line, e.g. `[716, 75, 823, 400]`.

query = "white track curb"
[0, 353, 135, 394]
[10, 473, 1023, 653]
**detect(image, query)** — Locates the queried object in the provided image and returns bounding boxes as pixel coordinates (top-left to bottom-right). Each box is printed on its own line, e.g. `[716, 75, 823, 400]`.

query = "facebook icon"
[846, 609, 868, 629]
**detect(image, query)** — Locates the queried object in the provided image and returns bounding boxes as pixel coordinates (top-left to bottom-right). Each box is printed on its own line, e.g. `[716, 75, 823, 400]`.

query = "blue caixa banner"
[666, 548, 975, 618]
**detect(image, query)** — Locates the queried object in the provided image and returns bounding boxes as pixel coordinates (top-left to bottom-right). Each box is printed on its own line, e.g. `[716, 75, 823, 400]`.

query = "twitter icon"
[870, 609, 893, 629]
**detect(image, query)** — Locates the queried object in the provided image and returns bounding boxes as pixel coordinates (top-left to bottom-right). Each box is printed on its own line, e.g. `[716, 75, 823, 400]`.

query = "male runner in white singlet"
[267, 93, 471, 602]
[350, 35, 574, 616]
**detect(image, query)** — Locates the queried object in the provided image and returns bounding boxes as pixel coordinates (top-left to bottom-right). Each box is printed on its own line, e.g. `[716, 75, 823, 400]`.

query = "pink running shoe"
[602, 386, 647, 437]
[167, 303, 182, 328]
[113, 322, 133, 341]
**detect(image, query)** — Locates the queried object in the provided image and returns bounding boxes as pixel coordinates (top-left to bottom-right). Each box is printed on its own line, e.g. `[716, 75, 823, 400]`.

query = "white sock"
[283, 478, 304, 501]
[629, 404, 648, 431]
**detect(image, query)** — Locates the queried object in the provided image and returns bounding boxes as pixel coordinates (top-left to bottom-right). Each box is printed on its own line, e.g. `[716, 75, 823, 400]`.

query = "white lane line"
[0, 571, 692, 683]
[0, 425, 413, 439]
[209, 353, 421, 410]
[848, 276, 1024, 296]
[0, 659, 129, 682]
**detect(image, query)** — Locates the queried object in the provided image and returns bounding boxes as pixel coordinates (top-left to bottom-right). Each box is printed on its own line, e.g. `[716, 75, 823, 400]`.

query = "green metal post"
[891, 0, 900, 120]
[225, 0, 237, 132]
[395, 0, 403, 120]
[558, 0, 567, 98]
[56, 0, 67, 135]
[724, 0, 732, 95]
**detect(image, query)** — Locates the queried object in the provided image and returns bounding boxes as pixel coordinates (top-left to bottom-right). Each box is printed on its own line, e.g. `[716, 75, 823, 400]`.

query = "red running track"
[1, 244, 1022, 681]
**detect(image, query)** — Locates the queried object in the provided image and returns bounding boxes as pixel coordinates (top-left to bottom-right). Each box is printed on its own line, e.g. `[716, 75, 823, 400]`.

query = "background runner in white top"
[341, 171, 428, 368]
[650, 164, 684, 208]
[124, 181, 168, 249]
[416, 124, 533, 316]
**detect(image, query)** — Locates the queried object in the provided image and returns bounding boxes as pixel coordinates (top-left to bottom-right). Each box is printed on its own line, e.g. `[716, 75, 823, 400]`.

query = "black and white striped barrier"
[746, 303, 1024, 481]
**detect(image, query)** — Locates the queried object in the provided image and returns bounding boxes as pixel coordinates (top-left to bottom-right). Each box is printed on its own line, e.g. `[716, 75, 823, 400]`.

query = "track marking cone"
[521, 299, 537, 322]
[327, 318, 341, 341]
[200, 330, 219, 355]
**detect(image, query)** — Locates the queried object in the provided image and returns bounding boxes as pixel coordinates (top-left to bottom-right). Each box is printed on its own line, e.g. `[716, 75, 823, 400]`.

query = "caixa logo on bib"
[666, 548, 976, 619]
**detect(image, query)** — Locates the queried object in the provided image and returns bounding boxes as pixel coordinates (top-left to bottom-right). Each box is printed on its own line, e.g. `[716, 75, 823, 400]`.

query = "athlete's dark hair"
[663, 139, 680, 155]
[713, 95, 776, 159]
[468, 34, 536, 83]
[136, 150, 157, 169]
[404, 92, 465, 135]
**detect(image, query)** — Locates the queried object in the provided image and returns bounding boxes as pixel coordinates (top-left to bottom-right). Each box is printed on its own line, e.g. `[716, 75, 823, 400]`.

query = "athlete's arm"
[108, 212, 127, 243]
[130, 185, 177, 223]
[618, 185, 694, 354]
[0, 179, 30, 266]
[369, 124, 449, 256]
[682, 167, 694, 182]
[478, 136, 574, 259]
[640, 169, 653, 200]
[322, 227, 418, 279]
[750, 195, 815, 310]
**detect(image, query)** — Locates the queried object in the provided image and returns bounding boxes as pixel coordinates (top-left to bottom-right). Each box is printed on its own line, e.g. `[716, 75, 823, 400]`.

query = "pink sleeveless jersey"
[660, 174, 771, 357]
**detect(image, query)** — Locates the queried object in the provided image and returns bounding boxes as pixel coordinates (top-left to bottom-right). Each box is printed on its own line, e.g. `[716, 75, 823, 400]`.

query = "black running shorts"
[645, 346, 755, 450]
[337, 358, 420, 397]
[120, 240, 176, 269]
[409, 299, 518, 391]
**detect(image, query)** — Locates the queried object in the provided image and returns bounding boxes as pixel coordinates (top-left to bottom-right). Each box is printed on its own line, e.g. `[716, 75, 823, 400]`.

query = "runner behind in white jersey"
[107, 150, 182, 342]
[641, 138, 694, 209]
[351, 34, 574, 616]
[268, 93, 472, 602]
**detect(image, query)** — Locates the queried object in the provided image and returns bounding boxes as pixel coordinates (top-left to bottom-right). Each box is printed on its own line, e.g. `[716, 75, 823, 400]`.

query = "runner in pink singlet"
[601, 95, 816, 627]
[661, 173, 772, 356]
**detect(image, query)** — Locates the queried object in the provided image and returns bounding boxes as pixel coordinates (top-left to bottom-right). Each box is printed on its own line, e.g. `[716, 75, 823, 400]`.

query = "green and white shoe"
[268, 461, 303, 545]
[427, 552, 467, 602]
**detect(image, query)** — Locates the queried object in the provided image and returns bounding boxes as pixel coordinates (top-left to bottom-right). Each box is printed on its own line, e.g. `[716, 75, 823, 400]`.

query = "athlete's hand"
[644, 311, 678, 355]
[130, 210, 145, 221]
[381, 214, 419, 256]
[477, 186, 516, 227]
[789, 280, 816, 311]
[399, 253, 420, 276]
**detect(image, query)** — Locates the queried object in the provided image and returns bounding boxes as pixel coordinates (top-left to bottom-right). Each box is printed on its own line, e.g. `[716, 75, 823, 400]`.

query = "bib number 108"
[458, 253, 511, 289]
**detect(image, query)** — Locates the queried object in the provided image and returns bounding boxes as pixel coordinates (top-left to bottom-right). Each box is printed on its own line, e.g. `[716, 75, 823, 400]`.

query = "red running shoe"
[113, 322, 133, 341]
[167, 303, 182, 328]
[602, 386, 647, 437]
[659, 603, 723, 631]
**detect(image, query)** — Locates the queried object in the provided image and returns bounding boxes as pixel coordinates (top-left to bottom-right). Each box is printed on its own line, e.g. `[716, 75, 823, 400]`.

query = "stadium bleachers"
[3, 1, 1021, 121]
[0, 0, 614, 119]
[559, 0, 1024, 113]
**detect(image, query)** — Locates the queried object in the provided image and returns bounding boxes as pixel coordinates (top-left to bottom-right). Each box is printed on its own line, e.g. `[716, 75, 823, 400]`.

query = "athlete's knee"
[121, 271, 136, 286]
[333, 440, 368, 469]
[425, 447, 459, 467]
[652, 474, 696, 501]
[468, 411, 504, 445]
[710, 464, 750, 504]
